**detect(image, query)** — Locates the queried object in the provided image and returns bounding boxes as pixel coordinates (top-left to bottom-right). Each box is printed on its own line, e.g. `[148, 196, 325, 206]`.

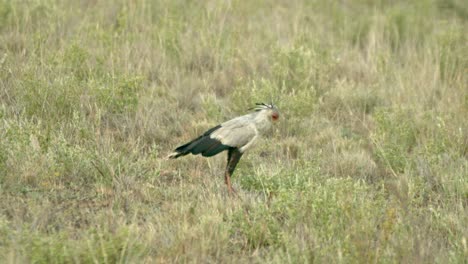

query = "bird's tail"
[166, 141, 192, 159]
[166, 136, 230, 160]
[166, 151, 186, 159]
[166, 125, 230, 160]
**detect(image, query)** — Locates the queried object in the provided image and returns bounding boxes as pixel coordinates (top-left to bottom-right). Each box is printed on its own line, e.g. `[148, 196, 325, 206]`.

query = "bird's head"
[253, 103, 280, 122]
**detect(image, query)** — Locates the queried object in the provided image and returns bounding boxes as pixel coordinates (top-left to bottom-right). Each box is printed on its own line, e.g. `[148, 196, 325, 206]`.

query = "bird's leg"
[225, 172, 235, 195]
[225, 148, 243, 195]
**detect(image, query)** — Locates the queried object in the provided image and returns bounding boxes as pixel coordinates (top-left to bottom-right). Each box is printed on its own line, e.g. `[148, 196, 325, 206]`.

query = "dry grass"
[0, 0, 467, 263]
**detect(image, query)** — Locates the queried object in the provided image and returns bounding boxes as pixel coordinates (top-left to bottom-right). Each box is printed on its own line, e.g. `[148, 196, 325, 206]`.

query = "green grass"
[0, 0, 467, 263]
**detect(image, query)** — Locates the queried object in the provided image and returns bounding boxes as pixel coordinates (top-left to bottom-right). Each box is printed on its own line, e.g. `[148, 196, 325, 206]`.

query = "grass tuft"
[0, 0, 466, 262]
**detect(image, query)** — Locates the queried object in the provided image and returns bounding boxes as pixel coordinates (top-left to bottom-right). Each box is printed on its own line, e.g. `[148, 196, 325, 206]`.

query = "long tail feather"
[166, 125, 226, 159]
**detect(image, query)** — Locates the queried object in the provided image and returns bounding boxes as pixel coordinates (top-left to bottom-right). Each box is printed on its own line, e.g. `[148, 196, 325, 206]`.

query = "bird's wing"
[210, 117, 257, 150]
[167, 115, 257, 159]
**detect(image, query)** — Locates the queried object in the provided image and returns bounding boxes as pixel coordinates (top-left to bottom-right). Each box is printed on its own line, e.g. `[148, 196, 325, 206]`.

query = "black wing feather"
[191, 137, 220, 154]
[202, 142, 231, 157]
[170, 125, 231, 158]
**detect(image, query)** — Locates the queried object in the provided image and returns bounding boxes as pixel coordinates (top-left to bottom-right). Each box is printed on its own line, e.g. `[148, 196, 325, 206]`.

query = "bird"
[167, 103, 280, 194]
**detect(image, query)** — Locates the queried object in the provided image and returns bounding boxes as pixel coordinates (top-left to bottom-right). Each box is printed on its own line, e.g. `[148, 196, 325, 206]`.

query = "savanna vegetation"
[0, 0, 467, 263]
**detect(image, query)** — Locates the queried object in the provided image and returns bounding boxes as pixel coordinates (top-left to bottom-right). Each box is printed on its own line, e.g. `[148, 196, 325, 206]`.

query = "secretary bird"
[167, 103, 280, 194]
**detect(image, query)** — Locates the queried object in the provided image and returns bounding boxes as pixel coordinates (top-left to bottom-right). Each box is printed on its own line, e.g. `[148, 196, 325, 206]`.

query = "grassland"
[0, 0, 467, 263]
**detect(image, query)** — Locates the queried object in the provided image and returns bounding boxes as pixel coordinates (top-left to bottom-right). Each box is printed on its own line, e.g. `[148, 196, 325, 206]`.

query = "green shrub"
[0, 0, 11, 31]
[372, 108, 417, 173]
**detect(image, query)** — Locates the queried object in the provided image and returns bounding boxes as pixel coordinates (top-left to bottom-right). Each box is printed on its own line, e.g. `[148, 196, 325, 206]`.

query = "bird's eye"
[271, 112, 279, 121]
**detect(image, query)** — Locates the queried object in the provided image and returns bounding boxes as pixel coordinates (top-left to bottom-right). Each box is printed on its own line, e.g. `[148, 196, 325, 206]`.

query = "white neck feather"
[253, 111, 272, 134]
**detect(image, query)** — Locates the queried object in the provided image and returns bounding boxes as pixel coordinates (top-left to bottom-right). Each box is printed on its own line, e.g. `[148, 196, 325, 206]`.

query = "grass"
[0, 0, 467, 263]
